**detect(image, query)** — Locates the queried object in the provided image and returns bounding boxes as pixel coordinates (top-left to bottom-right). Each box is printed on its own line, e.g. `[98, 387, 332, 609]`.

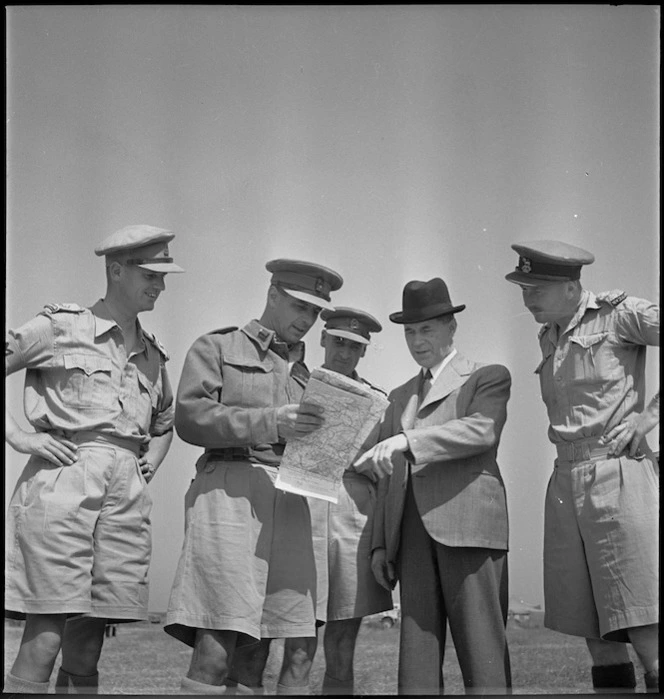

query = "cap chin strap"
[126, 257, 174, 265]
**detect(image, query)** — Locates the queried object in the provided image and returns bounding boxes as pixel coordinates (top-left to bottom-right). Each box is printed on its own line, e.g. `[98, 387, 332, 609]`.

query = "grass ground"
[3, 616, 645, 695]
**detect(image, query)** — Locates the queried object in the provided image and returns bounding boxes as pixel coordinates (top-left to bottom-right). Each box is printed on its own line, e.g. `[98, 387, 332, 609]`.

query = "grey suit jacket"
[372, 353, 511, 565]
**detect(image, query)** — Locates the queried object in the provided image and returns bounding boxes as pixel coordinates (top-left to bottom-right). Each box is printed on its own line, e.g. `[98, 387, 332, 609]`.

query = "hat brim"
[325, 328, 370, 345]
[389, 303, 465, 324]
[281, 287, 335, 311]
[504, 271, 566, 286]
[138, 262, 185, 273]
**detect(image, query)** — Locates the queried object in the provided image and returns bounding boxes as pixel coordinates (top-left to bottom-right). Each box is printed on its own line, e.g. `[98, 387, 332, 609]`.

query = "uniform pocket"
[568, 332, 613, 385]
[62, 354, 113, 408]
[221, 355, 275, 407]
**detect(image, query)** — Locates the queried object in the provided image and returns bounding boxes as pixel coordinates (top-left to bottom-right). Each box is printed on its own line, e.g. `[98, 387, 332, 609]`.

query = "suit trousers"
[397, 480, 511, 695]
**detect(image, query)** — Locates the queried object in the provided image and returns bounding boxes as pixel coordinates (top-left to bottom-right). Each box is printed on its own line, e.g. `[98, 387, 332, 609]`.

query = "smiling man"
[4, 224, 183, 694]
[355, 277, 512, 696]
[505, 240, 659, 693]
[164, 258, 343, 695]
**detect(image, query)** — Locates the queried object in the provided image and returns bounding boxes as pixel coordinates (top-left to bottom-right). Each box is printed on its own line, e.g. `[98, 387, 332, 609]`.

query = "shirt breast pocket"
[62, 354, 113, 409]
[222, 355, 275, 407]
[568, 332, 612, 384]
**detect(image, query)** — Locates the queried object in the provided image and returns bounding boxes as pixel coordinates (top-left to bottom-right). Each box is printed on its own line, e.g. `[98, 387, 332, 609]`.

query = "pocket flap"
[570, 332, 608, 349]
[63, 354, 112, 375]
[223, 355, 274, 372]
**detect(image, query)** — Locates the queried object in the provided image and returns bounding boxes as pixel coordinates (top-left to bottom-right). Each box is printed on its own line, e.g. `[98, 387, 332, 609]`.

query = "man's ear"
[266, 284, 280, 309]
[107, 260, 124, 283]
[320, 330, 327, 348]
[361, 345, 367, 358]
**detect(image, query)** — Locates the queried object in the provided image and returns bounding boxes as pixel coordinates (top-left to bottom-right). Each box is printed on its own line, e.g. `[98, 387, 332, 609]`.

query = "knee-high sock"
[321, 672, 353, 695]
[55, 667, 99, 694]
[276, 682, 311, 695]
[180, 676, 228, 694]
[3, 672, 50, 694]
[591, 663, 636, 693]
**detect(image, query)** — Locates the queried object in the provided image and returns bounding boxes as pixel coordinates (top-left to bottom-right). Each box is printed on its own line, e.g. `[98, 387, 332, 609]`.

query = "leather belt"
[206, 444, 285, 461]
[60, 430, 141, 457]
[207, 447, 251, 461]
[555, 441, 613, 464]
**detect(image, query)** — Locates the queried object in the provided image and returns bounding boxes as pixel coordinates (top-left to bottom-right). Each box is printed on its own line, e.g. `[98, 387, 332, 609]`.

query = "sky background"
[5, 5, 659, 612]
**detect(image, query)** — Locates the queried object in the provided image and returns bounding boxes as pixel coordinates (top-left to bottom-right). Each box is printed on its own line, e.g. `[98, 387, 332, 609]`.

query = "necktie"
[419, 369, 433, 405]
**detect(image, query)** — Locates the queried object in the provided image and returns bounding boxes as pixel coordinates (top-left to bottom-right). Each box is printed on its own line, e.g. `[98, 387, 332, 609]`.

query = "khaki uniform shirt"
[5, 300, 174, 445]
[174, 319, 309, 466]
[536, 289, 659, 445]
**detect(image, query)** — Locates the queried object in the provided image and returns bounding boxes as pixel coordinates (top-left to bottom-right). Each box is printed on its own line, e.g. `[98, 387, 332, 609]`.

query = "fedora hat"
[389, 278, 465, 324]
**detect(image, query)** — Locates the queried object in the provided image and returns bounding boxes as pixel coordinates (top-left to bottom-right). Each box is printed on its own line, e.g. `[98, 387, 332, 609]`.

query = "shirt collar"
[424, 347, 457, 383]
[563, 289, 597, 335]
[90, 299, 147, 354]
[90, 299, 119, 338]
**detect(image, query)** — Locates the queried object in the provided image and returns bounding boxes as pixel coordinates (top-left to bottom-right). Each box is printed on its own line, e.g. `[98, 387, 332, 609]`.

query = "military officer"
[4, 225, 183, 693]
[164, 259, 343, 695]
[505, 240, 659, 693]
[279, 307, 393, 695]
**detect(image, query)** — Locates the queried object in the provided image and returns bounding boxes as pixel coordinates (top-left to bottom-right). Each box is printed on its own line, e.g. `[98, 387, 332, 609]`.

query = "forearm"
[175, 402, 280, 448]
[5, 412, 28, 451]
[143, 430, 174, 470]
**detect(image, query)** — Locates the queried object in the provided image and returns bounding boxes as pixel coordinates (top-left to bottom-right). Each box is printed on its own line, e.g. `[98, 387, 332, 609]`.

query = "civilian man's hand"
[277, 402, 324, 441]
[371, 548, 397, 591]
[353, 434, 408, 478]
[8, 430, 78, 467]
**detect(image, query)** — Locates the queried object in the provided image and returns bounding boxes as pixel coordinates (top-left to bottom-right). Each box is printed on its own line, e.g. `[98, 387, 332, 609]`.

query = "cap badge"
[350, 318, 359, 330]
[315, 277, 324, 293]
[520, 256, 532, 273]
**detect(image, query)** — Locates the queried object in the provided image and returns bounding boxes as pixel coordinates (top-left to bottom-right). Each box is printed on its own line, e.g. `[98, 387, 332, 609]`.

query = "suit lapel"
[418, 353, 474, 412]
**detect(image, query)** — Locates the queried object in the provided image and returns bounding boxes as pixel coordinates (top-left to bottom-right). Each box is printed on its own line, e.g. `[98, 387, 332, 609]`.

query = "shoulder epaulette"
[209, 326, 239, 335]
[143, 330, 170, 361]
[596, 289, 627, 307]
[40, 302, 86, 316]
[359, 376, 388, 397]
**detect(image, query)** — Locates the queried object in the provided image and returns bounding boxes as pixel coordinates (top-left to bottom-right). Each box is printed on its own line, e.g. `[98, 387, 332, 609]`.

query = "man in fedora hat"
[505, 241, 659, 693]
[164, 259, 343, 695]
[355, 277, 512, 695]
[5, 224, 183, 693]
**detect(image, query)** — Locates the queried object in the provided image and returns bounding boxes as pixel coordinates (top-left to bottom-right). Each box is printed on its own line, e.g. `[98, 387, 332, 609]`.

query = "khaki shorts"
[165, 458, 317, 647]
[543, 452, 659, 640]
[5, 437, 152, 621]
[311, 471, 393, 622]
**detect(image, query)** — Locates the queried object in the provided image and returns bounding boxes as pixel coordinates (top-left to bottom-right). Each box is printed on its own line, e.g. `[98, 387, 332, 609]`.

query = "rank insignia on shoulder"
[597, 289, 627, 307]
[210, 326, 239, 335]
[40, 302, 85, 315]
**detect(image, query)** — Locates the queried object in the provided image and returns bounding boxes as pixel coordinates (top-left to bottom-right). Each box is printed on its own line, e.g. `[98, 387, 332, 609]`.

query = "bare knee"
[61, 617, 107, 674]
[11, 614, 67, 681]
[188, 629, 236, 685]
[281, 637, 317, 684]
[324, 619, 361, 678]
[627, 624, 659, 672]
[585, 637, 630, 666]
